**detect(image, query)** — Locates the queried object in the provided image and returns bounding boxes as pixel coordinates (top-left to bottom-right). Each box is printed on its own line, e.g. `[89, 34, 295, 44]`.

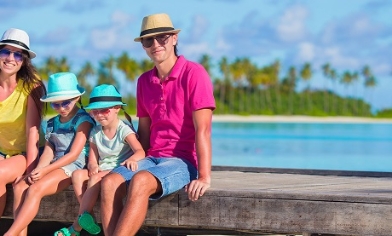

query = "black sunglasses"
[0, 49, 24, 62]
[141, 34, 172, 48]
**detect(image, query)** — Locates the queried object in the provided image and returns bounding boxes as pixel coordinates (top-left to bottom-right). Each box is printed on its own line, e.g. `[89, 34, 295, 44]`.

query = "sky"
[1, 0, 391, 111]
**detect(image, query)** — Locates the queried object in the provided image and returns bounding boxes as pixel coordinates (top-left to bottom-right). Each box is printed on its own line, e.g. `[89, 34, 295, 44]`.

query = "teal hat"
[85, 84, 127, 110]
[40, 72, 85, 102]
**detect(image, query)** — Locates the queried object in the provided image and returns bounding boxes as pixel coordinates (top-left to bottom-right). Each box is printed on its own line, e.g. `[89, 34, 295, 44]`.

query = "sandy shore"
[211, 114, 392, 123]
[109, 114, 392, 124]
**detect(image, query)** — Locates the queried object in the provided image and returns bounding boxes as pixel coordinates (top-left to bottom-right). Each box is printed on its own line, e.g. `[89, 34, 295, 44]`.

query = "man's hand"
[185, 177, 211, 201]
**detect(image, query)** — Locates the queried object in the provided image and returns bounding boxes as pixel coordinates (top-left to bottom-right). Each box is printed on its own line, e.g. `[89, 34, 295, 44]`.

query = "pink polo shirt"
[136, 55, 216, 168]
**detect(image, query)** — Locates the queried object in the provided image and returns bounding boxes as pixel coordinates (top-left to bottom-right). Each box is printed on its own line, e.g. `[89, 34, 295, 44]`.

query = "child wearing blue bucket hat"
[4, 72, 95, 236]
[56, 84, 145, 236]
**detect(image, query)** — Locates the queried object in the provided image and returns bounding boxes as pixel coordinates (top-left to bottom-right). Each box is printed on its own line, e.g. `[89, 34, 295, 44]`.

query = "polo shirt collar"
[150, 55, 185, 82]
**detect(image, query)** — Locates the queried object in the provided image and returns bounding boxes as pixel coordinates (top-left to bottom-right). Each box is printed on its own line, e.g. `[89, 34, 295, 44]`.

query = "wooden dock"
[2, 167, 392, 236]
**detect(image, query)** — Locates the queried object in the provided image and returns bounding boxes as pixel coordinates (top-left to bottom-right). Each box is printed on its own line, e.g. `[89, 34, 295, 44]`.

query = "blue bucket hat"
[85, 84, 127, 110]
[40, 72, 85, 102]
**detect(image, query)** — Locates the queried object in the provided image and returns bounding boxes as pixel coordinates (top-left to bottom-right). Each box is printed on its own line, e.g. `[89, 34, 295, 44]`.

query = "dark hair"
[174, 45, 178, 56]
[4, 46, 48, 119]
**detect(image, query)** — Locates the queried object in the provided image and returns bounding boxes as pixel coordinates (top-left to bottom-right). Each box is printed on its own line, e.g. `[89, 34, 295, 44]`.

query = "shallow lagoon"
[212, 122, 392, 172]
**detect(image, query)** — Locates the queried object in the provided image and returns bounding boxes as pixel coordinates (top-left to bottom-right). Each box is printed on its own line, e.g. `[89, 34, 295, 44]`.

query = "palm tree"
[37, 56, 68, 81]
[241, 58, 254, 113]
[362, 65, 376, 116]
[58, 57, 70, 72]
[270, 60, 281, 113]
[218, 57, 230, 113]
[351, 71, 359, 115]
[281, 66, 297, 114]
[328, 68, 338, 115]
[299, 63, 312, 114]
[229, 58, 245, 113]
[340, 71, 353, 115]
[199, 54, 213, 76]
[116, 52, 140, 82]
[77, 61, 95, 95]
[97, 56, 117, 86]
[321, 63, 331, 113]
[139, 59, 154, 72]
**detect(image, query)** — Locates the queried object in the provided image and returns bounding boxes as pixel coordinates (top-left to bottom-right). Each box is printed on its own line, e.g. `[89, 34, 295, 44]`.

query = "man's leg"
[112, 170, 162, 236]
[100, 173, 127, 236]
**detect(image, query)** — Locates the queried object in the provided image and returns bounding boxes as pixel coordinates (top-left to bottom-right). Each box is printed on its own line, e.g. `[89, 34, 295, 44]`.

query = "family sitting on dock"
[0, 13, 215, 236]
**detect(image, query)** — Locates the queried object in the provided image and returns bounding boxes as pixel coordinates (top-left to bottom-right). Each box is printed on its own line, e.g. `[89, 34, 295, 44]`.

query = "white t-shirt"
[89, 119, 136, 171]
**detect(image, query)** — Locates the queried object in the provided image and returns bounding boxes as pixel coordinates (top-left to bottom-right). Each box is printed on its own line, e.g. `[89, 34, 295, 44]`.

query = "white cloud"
[276, 5, 308, 42]
[182, 42, 210, 60]
[350, 15, 378, 36]
[323, 46, 359, 69]
[372, 63, 391, 75]
[89, 11, 134, 50]
[112, 10, 132, 28]
[189, 15, 208, 42]
[91, 28, 118, 49]
[296, 42, 315, 62]
[215, 31, 231, 52]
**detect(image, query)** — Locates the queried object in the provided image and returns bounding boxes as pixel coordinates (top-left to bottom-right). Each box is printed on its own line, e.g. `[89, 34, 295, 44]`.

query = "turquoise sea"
[42, 119, 392, 172]
[212, 121, 392, 172]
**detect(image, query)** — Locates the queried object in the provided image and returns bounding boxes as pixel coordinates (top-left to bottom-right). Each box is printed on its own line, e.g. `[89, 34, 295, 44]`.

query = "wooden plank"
[2, 170, 392, 235]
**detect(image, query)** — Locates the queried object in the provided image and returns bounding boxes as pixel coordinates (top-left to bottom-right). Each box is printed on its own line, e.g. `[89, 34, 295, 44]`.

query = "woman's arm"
[25, 94, 42, 174]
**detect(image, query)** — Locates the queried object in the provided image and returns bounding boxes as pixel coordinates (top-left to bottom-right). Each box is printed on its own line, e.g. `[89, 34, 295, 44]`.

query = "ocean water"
[212, 122, 392, 172]
[42, 119, 392, 172]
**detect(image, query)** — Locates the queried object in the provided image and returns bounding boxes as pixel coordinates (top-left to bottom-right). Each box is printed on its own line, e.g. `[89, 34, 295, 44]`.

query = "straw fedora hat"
[85, 84, 127, 110]
[0, 28, 36, 59]
[134, 13, 181, 42]
[40, 72, 85, 102]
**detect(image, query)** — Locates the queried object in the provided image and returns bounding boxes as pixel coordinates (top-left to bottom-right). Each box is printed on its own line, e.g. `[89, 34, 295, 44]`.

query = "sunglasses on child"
[50, 99, 74, 110]
[89, 108, 112, 117]
[141, 34, 172, 48]
[0, 49, 24, 63]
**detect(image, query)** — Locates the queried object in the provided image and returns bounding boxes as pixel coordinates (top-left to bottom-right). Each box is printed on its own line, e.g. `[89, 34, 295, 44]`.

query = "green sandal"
[54, 225, 80, 236]
[78, 211, 101, 235]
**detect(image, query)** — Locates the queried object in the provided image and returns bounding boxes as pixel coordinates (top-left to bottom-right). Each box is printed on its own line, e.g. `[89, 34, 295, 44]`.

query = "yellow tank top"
[0, 80, 29, 156]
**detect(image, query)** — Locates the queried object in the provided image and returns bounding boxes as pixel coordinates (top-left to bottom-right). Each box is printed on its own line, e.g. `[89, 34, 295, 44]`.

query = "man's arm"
[137, 117, 151, 153]
[186, 108, 213, 201]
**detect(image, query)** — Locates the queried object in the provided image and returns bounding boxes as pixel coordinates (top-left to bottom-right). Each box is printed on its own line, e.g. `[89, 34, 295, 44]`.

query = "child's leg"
[4, 169, 71, 236]
[79, 170, 110, 215]
[71, 169, 89, 204]
[71, 171, 110, 233]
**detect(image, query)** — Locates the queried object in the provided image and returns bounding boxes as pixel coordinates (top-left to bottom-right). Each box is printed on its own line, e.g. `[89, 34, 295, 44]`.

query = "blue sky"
[1, 0, 391, 111]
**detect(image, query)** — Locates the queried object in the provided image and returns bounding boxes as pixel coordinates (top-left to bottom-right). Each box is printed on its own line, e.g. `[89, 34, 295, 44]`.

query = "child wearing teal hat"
[55, 84, 145, 236]
[4, 72, 94, 236]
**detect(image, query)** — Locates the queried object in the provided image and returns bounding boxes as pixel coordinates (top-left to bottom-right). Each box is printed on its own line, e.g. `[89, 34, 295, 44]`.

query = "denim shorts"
[112, 157, 198, 200]
[52, 156, 87, 177]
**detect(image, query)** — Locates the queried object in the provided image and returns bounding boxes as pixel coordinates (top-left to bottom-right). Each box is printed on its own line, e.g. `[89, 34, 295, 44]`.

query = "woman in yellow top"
[0, 28, 46, 218]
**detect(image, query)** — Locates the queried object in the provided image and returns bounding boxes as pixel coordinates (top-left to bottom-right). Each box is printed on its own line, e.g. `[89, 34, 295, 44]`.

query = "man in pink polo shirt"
[100, 13, 216, 235]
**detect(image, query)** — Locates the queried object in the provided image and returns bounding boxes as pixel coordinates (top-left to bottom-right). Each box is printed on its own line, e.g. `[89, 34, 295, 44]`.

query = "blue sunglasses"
[50, 99, 73, 110]
[0, 49, 24, 63]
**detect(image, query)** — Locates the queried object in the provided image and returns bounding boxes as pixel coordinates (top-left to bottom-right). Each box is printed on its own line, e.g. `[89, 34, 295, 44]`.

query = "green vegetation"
[36, 53, 390, 118]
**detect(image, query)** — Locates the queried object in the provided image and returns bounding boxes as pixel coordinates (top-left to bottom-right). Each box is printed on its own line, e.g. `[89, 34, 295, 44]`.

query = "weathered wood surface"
[2, 168, 392, 236]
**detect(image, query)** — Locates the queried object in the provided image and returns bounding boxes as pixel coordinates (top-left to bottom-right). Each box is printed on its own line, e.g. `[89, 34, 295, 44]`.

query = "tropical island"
[37, 53, 392, 118]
